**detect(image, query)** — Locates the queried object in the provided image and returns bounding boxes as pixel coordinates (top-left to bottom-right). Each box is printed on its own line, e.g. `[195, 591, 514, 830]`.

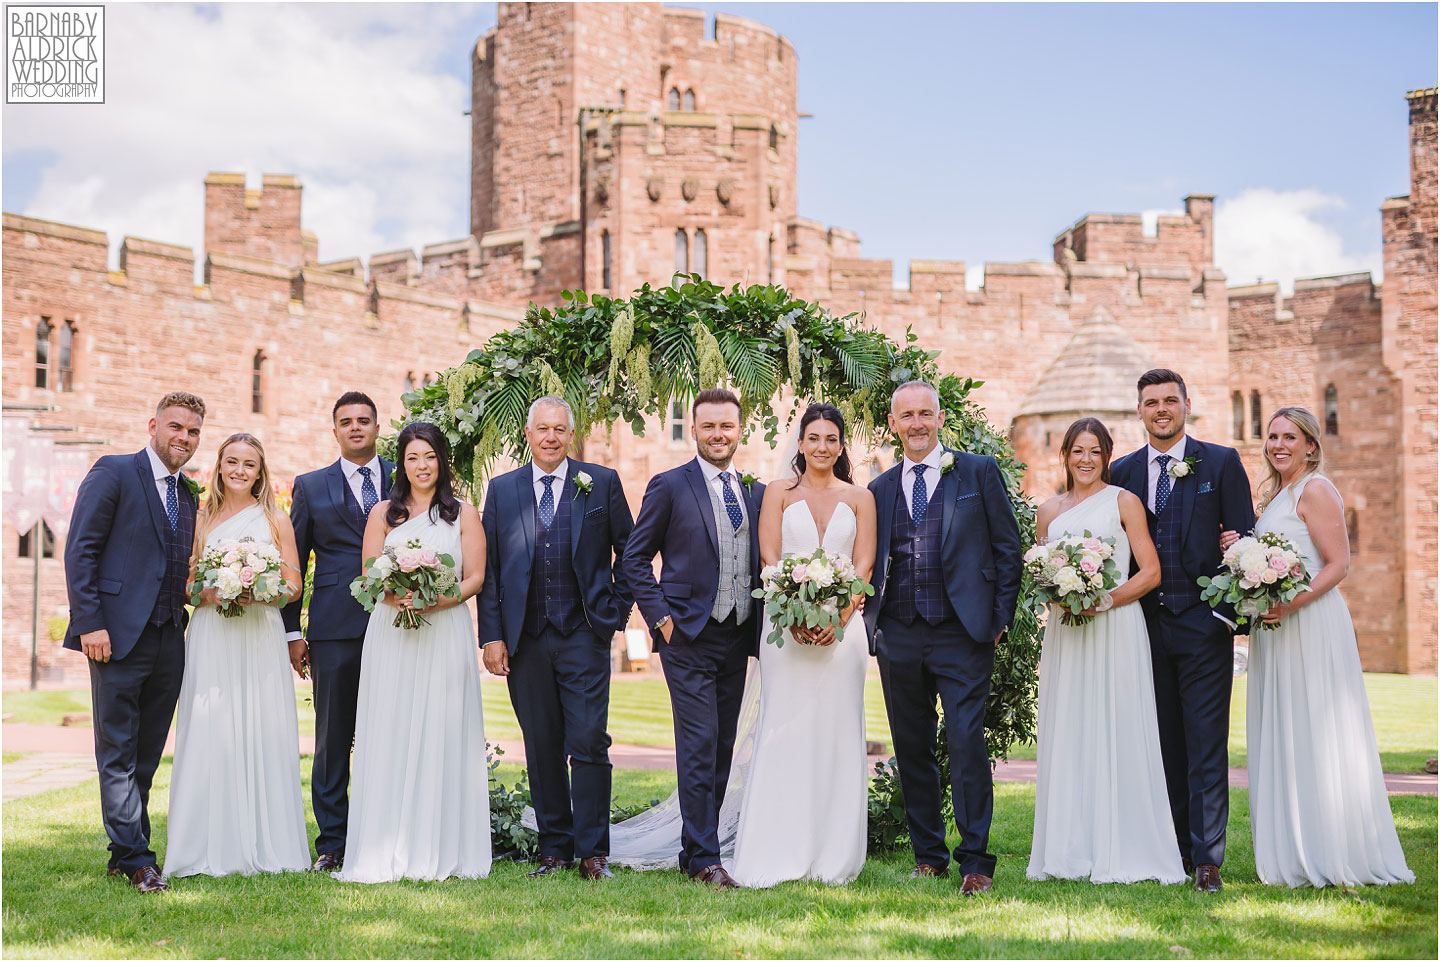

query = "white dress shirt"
[1145, 435, 1191, 513]
[695, 457, 752, 512]
[340, 455, 384, 513]
[899, 445, 945, 519]
[532, 458, 569, 503]
[144, 444, 182, 509]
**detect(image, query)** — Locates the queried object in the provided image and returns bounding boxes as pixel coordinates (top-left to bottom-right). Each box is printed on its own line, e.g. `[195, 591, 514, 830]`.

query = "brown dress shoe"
[1194, 864, 1223, 893]
[908, 863, 949, 879]
[579, 856, 615, 880]
[960, 873, 993, 896]
[312, 853, 343, 873]
[527, 855, 573, 878]
[129, 865, 169, 893]
[692, 864, 740, 889]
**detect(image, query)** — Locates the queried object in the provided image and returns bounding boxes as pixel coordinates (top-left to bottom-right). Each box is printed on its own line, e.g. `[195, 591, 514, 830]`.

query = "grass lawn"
[2, 751, 30, 764]
[2, 760, 1434, 959]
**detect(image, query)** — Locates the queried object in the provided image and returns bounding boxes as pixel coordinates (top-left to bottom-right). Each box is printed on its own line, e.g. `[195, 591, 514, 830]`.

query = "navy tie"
[911, 464, 929, 522]
[538, 475, 556, 529]
[718, 472, 744, 531]
[1155, 455, 1173, 514]
[358, 466, 378, 515]
[164, 475, 179, 530]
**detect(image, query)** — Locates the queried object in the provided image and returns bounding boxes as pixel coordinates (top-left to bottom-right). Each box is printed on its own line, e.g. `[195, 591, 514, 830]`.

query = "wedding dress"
[1248, 475, 1412, 887]
[1027, 485, 1185, 884]
[338, 510, 491, 882]
[163, 503, 310, 878]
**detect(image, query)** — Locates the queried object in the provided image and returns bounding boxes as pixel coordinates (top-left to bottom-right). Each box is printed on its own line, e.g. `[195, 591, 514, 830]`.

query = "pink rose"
[791, 564, 810, 583]
[222, 550, 241, 565]
[1290, 563, 1304, 577]
[1269, 556, 1289, 573]
[397, 550, 422, 572]
[1080, 559, 1097, 574]
[420, 549, 439, 568]
[1082, 538, 1103, 552]
[240, 566, 256, 587]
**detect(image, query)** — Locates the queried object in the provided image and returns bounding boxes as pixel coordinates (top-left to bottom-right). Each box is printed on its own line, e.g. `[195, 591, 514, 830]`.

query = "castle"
[3, 3, 1434, 684]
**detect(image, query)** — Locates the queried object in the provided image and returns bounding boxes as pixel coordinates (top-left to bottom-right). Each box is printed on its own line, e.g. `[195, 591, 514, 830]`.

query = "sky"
[3, 2, 1435, 293]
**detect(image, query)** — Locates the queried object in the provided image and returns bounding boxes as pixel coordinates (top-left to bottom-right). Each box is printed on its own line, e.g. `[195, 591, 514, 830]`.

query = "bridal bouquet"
[752, 547, 874, 648]
[350, 539, 460, 630]
[1024, 531, 1122, 627]
[188, 536, 287, 618]
[1199, 531, 1310, 630]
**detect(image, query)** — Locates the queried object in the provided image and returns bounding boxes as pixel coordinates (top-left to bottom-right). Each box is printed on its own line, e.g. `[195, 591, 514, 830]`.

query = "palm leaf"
[716, 328, 780, 400]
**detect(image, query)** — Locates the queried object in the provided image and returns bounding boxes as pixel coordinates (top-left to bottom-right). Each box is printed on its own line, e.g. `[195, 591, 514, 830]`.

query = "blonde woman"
[1224, 407, 1413, 888]
[163, 433, 310, 878]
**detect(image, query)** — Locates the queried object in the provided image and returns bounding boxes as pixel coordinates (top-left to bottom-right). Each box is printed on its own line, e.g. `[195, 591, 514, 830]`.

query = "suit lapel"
[1175, 436, 1198, 546]
[517, 464, 536, 564]
[378, 458, 394, 500]
[328, 461, 362, 535]
[568, 458, 586, 558]
[1120, 448, 1149, 514]
[874, 465, 900, 591]
[939, 449, 959, 544]
[684, 460, 720, 560]
[135, 450, 169, 545]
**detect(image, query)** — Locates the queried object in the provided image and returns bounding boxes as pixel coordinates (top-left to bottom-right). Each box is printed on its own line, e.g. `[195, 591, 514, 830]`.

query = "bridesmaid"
[1229, 407, 1413, 888]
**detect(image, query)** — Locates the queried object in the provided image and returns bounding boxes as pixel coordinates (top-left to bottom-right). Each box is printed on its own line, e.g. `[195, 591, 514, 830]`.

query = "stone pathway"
[2, 752, 102, 802]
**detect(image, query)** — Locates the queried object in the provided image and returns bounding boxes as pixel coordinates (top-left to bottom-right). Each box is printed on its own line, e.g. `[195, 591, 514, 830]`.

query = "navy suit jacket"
[1110, 436, 1256, 622]
[63, 449, 200, 661]
[282, 457, 394, 641]
[475, 458, 635, 653]
[864, 447, 1023, 653]
[621, 459, 765, 651]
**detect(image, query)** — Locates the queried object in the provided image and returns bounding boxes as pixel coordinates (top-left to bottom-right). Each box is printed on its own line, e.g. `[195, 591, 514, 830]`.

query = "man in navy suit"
[1110, 368, 1254, 893]
[622, 388, 764, 889]
[64, 390, 206, 893]
[282, 391, 393, 873]
[864, 380, 1022, 896]
[478, 396, 634, 881]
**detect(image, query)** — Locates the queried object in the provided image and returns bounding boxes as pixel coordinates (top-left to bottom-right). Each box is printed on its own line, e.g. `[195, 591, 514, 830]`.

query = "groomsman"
[64, 391, 206, 893]
[1110, 368, 1254, 893]
[478, 396, 634, 880]
[622, 388, 764, 889]
[864, 380, 1022, 896]
[282, 391, 392, 873]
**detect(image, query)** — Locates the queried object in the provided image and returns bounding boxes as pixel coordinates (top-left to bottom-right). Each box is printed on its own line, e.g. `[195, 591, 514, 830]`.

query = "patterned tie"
[358, 466, 379, 515]
[1155, 455, 1173, 514]
[718, 472, 744, 531]
[164, 475, 179, 530]
[911, 464, 929, 522]
[538, 474, 557, 529]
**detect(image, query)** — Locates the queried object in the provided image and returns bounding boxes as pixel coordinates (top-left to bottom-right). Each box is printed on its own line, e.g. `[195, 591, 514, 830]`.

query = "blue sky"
[3, 3, 1434, 291]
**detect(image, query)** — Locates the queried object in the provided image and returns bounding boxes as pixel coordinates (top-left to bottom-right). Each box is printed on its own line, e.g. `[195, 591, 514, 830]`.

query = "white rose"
[1023, 545, 1049, 565]
[373, 555, 397, 578]
[214, 568, 243, 599]
[939, 451, 955, 473]
[1087, 572, 1104, 588]
[576, 470, 593, 488]
[1260, 568, 1278, 584]
[1169, 459, 1191, 478]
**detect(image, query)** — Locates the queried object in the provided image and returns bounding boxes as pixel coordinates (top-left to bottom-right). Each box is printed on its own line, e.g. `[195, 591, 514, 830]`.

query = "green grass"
[2, 751, 31, 764]
[3, 760, 1434, 959]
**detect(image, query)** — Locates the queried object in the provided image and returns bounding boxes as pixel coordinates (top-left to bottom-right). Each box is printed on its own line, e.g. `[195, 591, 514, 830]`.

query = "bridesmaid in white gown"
[338, 422, 492, 883]
[164, 433, 310, 878]
[1236, 407, 1412, 888]
[1027, 418, 1184, 884]
[730, 402, 876, 887]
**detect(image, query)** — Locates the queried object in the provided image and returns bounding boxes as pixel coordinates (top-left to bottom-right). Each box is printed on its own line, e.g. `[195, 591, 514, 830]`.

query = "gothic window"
[1232, 391, 1244, 441]
[251, 351, 266, 414]
[1345, 508, 1359, 553]
[601, 230, 612, 290]
[767, 237, 775, 283]
[673, 228, 688, 285]
[1250, 390, 1262, 439]
[668, 400, 686, 443]
[693, 229, 707, 280]
[57, 320, 75, 392]
[682, 88, 696, 111]
[667, 87, 681, 111]
[18, 522, 55, 559]
[35, 317, 50, 389]
[769, 125, 779, 150]
[1324, 384, 1339, 436]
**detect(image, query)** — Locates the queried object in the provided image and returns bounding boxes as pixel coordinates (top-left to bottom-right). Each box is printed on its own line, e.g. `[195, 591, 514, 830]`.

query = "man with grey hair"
[477, 395, 634, 880]
[863, 379, 1022, 895]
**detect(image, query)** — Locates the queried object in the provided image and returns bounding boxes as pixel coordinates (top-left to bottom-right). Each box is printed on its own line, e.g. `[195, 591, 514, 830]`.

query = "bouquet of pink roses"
[752, 547, 874, 648]
[350, 538, 460, 630]
[189, 536, 286, 618]
[1023, 531, 1122, 627]
[1199, 531, 1310, 630]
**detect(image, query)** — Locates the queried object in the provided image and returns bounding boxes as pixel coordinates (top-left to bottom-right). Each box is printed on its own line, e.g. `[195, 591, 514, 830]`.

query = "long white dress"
[1027, 485, 1185, 884]
[163, 504, 310, 878]
[729, 499, 869, 887]
[338, 510, 491, 883]
[1249, 475, 1413, 888]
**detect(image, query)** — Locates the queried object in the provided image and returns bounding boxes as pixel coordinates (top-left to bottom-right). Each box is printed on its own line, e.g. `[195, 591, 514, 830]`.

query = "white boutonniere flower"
[939, 452, 955, 475]
[739, 471, 759, 493]
[1168, 455, 1200, 479]
[572, 471, 594, 499]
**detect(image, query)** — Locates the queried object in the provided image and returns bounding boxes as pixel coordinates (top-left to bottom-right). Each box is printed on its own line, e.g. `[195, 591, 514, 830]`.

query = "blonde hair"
[1257, 406, 1324, 512]
[191, 433, 284, 562]
[156, 390, 206, 420]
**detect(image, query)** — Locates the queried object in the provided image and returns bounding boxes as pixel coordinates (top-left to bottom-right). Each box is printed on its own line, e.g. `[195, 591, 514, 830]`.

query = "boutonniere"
[1168, 455, 1200, 480]
[180, 474, 204, 499]
[572, 471, 593, 499]
[939, 451, 955, 475]
[739, 471, 759, 494]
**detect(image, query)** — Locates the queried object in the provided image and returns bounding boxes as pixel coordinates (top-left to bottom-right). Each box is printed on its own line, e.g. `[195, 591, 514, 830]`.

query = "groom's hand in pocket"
[483, 641, 510, 676]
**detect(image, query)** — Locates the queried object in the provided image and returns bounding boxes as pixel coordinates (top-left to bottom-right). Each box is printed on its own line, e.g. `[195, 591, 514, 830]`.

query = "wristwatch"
[652, 615, 671, 631]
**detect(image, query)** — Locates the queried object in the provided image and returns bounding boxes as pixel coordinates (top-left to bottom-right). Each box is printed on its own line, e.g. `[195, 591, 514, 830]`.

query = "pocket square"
[955, 491, 980, 502]
[584, 506, 606, 518]
[1198, 482, 1214, 494]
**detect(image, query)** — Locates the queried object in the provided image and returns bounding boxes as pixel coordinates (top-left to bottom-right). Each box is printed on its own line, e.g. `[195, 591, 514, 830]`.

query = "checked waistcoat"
[706, 476, 753, 623]
[882, 480, 956, 627]
[151, 487, 194, 627]
[523, 483, 586, 637]
[1152, 486, 1200, 613]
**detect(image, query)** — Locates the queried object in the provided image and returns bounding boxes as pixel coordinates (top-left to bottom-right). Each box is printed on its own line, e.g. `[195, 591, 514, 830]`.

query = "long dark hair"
[1060, 417, 1113, 492]
[386, 422, 461, 527]
[789, 402, 853, 487]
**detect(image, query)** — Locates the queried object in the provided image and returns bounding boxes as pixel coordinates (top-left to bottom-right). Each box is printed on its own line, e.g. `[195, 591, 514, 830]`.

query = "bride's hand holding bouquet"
[753, 547, 874, 649]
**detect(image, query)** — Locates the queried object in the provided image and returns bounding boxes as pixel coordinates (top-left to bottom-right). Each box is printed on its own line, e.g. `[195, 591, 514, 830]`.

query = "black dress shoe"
[129, 865, 169, 893]
[312, 853, 343, 872]
[527, 855, 573, 878]
[579, 856, 614, 880]
[1182, 856, 1195, 876]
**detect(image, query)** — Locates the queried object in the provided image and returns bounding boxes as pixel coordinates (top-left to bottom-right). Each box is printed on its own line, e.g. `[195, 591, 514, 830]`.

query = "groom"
[864, 380, 1022, 896]
[622, 388, 764, 889]
[1110, 368, 1254, 893]
[282, 391, 393, 873]
[477, 395, 634, 881]
[64, 390, 206, 893]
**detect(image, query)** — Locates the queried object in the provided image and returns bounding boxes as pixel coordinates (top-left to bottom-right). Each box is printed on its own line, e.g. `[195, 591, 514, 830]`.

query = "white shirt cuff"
[284, 631, 303, 642]
[1212, 610, 1237, 631]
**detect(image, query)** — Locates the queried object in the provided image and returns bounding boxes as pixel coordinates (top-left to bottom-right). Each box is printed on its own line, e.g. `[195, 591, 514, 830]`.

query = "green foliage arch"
[394, 276, 1042, 761]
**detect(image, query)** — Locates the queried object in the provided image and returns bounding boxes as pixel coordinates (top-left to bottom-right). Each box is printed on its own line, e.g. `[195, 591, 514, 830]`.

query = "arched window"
[1250, 390, 1263, 440]
[17, 521, 55, 559]
[251, 351, 266, 414]
[682, 88, 696, 111]
[57, 320, 75, 392]
[693, 229, 707, 279]
[767, 237, 775, 283]
[769, 124, 779, 150]
[601, 230, 612, 290]
[404, 371, 416, 393]
[1324, 384, 1339, 436]
[667, 87, 681, 111]
[1231, 391, 1244, 441]
[668, 400, 686, 443]
[34, 317, 50, 389]
[673, 228, 688, 286]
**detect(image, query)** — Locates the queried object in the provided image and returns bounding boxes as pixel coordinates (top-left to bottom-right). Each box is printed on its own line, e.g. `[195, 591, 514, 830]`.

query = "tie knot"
[718, 471, 732, 484]
[1157, 454, 1172, 467]
[358, 466, 370, 478]
[542, 475, 556, 488]
[913, 464, 926, 477]
[166, 475, 176, 486]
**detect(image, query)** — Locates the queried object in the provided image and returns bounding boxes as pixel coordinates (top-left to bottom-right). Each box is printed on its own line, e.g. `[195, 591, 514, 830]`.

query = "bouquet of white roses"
[188, 536, 287, 618]
[350, 538, 460, 630]
[1024, 531, 1122, 627]
[751, 547, 874, 648]
[1199, 531, 1310, 630]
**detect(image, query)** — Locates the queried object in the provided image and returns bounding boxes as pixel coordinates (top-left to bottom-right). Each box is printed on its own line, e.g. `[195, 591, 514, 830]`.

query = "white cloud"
[1214, 188, 1380, 293]
[4, 3, 478, 268]
[1141, 208, 1183, 237]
